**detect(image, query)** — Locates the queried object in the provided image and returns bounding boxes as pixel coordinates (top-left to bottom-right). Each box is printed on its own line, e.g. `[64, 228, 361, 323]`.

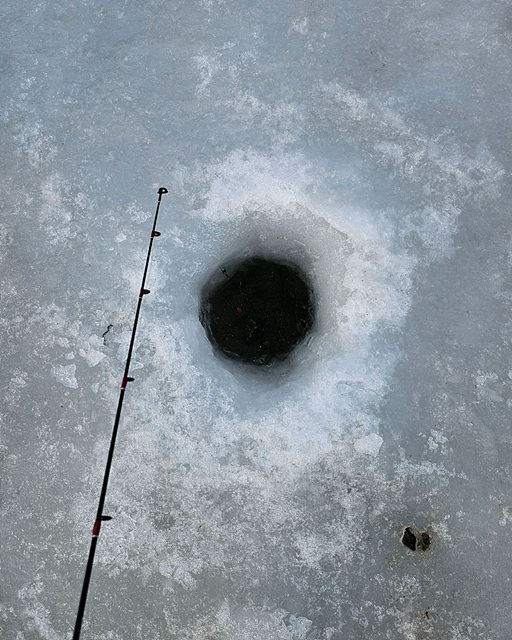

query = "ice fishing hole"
[200, 256, 315, 366]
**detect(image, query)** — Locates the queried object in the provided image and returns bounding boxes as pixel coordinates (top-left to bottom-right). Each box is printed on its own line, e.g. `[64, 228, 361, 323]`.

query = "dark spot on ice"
[417, 531, 431, 551]
[200, 256, 314, 366]
[402, 527, 417, 551]
[102, 324, 113, 345]
[402, 526, 431, 552]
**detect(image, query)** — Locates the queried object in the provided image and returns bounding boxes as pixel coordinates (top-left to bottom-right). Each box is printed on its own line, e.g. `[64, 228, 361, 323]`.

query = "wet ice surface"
[1, 1, 511, 638]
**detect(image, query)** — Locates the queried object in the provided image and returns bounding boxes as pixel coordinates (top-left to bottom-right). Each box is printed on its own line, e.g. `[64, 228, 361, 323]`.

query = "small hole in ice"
[402, 527, 417, 551]
[402, 527, 431, 552]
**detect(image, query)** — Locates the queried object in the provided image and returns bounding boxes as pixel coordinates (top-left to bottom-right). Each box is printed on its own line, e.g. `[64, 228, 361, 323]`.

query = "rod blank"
[72, 187, 168, 639]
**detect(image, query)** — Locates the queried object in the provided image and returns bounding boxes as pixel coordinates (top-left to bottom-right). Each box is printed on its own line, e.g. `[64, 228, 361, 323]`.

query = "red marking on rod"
[236, 307, 243, 314]
[92, 520, 101, 536]
[121, 376, 128, 388]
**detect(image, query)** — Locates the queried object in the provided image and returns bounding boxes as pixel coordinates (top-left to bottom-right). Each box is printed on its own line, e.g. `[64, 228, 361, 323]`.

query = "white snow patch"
[287, 614, 313, 639]
[39, 174, 74, 245]
[89, 334, 105, 348]
[78, 347, 106, 367]
[51, 363, 78, 388]
[354, 433, 383, 457]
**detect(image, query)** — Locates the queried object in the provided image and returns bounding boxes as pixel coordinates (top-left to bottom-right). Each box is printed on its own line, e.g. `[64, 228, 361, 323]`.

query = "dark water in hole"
[200, 257, 315, 366]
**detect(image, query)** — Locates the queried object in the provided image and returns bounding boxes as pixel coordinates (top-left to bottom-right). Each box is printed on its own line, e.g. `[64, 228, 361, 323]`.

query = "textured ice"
[2, 0, 511, 639]
[353, 433, 383, 457]
[51, 364, 79, 389]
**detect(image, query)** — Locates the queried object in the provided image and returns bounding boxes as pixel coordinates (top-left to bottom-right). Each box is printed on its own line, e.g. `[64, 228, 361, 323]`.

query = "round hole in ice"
[200, 256, 315, 366]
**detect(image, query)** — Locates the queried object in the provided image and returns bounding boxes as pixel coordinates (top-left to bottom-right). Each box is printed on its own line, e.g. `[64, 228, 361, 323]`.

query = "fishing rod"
[73, 187, 168, 639]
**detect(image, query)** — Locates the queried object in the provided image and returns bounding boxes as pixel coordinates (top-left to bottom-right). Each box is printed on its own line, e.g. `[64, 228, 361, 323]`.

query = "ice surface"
[1, 0, 511, 638]
[51, 363, 79, 389]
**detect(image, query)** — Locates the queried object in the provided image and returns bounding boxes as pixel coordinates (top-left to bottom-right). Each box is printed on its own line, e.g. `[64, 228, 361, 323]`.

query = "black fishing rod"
[72, 187, 168, 639]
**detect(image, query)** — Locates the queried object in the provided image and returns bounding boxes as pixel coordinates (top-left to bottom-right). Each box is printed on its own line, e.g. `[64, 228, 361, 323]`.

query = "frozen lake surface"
[2, 1, 512, 638]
